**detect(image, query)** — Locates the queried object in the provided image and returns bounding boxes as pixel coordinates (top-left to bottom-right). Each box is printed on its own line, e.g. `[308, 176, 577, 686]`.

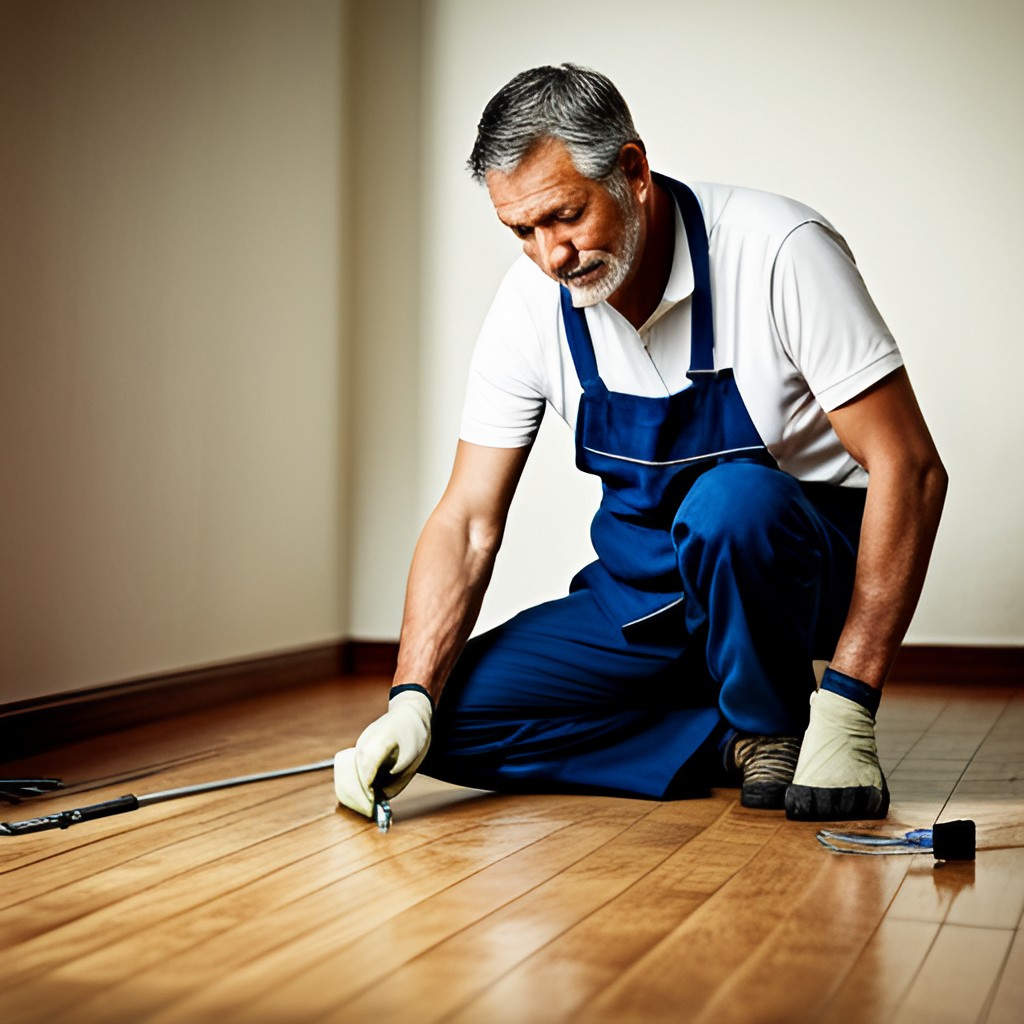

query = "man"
[334, 64, 947, 822]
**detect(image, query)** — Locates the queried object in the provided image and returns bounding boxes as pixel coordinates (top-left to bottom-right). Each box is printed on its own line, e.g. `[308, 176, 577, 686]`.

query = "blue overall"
[421, 177, 866, 800]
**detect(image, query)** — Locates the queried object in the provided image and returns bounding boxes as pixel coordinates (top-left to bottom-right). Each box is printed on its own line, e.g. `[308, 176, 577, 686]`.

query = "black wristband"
[389, 684, 435, 710]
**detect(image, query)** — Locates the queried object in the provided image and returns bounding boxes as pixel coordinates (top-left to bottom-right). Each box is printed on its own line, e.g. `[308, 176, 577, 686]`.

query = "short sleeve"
[771, 223, 903, 412]
[459, 262, 549, 448]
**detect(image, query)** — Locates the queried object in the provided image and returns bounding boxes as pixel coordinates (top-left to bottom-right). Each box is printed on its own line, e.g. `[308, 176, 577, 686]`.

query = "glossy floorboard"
[2, 676, 1021, 1023]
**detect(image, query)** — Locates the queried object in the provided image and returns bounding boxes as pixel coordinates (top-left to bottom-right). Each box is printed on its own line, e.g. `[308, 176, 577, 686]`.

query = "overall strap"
[559, 286, 603, 390]
[653, 174, 715, 375]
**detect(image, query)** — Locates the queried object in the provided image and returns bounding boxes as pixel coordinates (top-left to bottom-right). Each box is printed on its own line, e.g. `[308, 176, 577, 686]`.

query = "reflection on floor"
[1, 676, 1021, 1023]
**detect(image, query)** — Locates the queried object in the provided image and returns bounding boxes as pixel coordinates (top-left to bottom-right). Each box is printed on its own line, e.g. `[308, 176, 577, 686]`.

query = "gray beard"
[565, 176, 642, 308]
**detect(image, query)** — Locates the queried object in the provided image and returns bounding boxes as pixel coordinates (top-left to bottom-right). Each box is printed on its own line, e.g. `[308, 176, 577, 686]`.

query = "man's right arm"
[393, 439, 532, 703]
[334, 440, 531, 817]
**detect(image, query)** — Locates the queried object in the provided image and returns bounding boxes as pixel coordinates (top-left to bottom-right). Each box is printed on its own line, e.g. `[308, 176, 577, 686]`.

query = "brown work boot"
[731, 735, 801, 810]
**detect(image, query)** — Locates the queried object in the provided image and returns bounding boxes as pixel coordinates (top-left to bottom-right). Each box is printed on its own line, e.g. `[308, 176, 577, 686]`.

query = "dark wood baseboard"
[0, 642, 347, 763]
[887, 644, 1024, 686]
[339, 642, 1024, 687]
[341, 640, 399, 677]
[2, 641, 1019, 764]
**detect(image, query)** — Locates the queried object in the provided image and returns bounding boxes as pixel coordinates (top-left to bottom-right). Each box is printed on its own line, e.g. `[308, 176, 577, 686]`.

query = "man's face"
[486, 137, 643, 308]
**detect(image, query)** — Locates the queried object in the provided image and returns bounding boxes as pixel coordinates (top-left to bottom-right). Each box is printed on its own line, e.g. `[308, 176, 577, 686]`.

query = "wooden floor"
[2, 675, 1022, 1024]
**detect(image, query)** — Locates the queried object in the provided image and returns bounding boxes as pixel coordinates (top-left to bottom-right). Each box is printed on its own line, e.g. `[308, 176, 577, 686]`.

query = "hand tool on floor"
[0, 778, 65, 802]
[0, 759, 334, 837]
[816, 818, 975, 860]
[374, 794, 392, 833]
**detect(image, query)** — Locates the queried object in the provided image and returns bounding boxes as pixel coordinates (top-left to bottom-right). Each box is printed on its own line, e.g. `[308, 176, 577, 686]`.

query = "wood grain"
[1, 675, 1020, 1024]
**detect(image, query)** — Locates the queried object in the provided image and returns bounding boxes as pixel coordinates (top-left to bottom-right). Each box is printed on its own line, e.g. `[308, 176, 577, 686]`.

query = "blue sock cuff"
[820, 667, 881, 718]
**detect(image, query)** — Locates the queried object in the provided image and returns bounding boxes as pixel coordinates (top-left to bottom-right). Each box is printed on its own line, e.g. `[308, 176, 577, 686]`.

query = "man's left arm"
[784, 367, 947, 820]
[826, 366, 948, 689]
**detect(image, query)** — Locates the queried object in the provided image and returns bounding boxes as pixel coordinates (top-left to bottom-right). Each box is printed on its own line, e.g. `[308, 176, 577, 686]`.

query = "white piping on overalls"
[581, 444, 766, 468]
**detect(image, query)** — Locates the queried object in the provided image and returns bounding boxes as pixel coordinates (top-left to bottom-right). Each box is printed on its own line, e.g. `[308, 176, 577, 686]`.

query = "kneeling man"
[335, 64, 947, 822]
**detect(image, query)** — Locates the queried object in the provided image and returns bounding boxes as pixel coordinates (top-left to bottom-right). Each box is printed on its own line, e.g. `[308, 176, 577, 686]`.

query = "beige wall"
[383, 0, 1023, 646]
[342, 0, 424, 640]
[0, 0, 347, 702]
[2, 0, 1021, 708]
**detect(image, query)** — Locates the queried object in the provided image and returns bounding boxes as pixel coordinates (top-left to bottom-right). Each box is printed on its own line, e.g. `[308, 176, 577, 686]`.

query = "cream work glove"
[334, 688, 433, 818]
[785, 687, 889, 821]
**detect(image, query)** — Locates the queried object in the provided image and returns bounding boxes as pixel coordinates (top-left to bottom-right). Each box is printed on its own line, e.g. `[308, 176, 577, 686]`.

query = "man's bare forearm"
[826, 369, 948, 689]
[829, 454, 947, 688]
[391, 505, 501, 703]
[389, 441, 531, 705]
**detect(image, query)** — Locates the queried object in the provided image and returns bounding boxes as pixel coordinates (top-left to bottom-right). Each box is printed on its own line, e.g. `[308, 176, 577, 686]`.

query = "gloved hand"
[784, 687, 889, 821]
[334, 688, 433, 818]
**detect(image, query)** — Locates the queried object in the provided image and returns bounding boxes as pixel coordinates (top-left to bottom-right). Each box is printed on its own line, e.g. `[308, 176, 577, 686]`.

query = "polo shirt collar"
[638, 195, 692, 335]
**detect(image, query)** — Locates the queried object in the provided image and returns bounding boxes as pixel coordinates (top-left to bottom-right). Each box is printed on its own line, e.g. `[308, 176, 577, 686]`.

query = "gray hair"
[468, 64, 643, 183]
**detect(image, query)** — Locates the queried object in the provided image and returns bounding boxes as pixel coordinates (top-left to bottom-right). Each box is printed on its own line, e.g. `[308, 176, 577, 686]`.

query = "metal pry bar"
[0, 758, 334, 837]
[374, 796, 392, 833]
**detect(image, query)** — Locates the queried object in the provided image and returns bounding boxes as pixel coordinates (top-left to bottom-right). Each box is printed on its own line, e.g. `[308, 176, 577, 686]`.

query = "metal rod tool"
[0, 759, 334, 837]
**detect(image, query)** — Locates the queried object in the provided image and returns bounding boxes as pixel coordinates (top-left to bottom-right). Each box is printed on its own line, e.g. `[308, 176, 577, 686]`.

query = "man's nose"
[535, 228, 576, 276]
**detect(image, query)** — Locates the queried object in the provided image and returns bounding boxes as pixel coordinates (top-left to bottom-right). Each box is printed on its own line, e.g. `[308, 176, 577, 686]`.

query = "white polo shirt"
[459, 179, 903, 486]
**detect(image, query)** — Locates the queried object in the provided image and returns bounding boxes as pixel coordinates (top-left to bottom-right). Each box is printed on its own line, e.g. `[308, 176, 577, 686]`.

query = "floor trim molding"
[888, 643, 1023, 685]
[1, 642, 347, 763]
[339, 641, 1024, 687]
[2, 641, 1019, 763]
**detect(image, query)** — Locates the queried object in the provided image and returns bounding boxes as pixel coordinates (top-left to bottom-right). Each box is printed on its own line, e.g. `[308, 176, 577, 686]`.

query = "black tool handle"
[0, 778, 64, 792]
[0, 795, 139, 836]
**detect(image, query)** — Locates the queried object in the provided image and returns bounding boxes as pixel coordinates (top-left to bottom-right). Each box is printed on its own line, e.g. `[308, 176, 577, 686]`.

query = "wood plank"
[307, 798, 732, 1024]
[944, 851, 1024, 930]
[4, 802, 553, 1022]
[890, 924, 1013, 1024]
[132, 798, 653, 1024]
[943, 692, 1024, 854]
[0, 775, 331, 907]
[985, 925, 1024, 1024]
[2, 781, 338, 990]
[2, 678, 1020, 1024]
[882, 692, 1012, 835]
[677, 827, 914, 1024]
[886, 858, 975, 924]
[822, 918, 941, 1023]
[508, 810, 819, 1022]
[440, 801, 784, 1024]
[0, 677, 374, 880]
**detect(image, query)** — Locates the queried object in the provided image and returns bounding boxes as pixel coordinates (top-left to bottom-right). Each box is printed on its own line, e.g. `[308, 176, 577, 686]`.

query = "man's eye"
[513, 225, 534, 239]
[559, 209, 582, 222]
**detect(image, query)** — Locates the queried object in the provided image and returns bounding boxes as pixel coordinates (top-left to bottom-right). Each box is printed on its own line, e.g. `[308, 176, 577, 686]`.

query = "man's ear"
[618, 142, 651, 200]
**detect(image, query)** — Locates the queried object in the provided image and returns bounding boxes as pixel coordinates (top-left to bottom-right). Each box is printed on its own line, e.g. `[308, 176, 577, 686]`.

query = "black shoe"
[732, 735, 801, 810]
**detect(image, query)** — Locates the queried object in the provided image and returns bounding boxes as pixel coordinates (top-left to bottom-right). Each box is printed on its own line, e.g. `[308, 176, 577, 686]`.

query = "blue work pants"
[421, 464, 864, 800]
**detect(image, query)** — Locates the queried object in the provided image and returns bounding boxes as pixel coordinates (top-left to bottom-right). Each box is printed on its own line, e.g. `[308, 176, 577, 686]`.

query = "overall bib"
[563, 175, 776, 635]
[421, 177, 865, 801]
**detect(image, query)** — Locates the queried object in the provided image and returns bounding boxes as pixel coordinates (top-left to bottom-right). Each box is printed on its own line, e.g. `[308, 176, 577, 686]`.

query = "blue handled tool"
[816, 819, 975, 859]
